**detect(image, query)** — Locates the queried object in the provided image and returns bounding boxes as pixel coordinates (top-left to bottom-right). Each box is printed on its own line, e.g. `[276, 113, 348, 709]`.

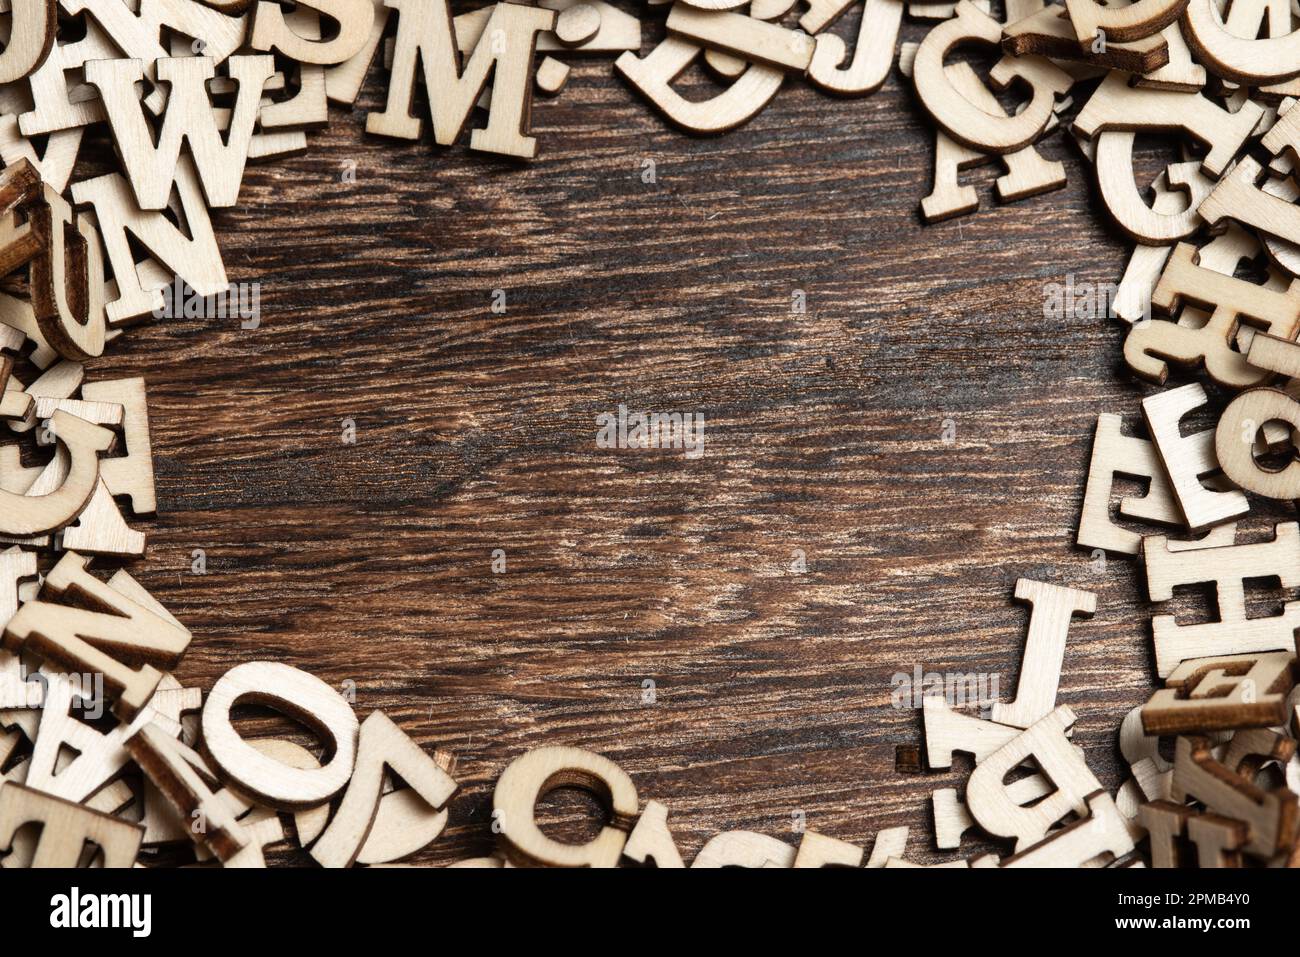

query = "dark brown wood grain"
[47, 11, 1280, 865]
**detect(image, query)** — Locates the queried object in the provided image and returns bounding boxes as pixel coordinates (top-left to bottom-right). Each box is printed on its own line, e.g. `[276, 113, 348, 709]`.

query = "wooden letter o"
[1216, 388, 1300, 500]
[202, 661, 359, 809]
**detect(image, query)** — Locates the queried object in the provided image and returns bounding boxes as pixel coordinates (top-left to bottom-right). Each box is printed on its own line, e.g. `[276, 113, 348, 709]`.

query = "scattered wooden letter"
[492, 745, 637, 867]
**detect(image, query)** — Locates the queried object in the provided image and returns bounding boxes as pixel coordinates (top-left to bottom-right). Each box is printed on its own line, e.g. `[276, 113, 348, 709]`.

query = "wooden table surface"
[83, 12, 1238, 865]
